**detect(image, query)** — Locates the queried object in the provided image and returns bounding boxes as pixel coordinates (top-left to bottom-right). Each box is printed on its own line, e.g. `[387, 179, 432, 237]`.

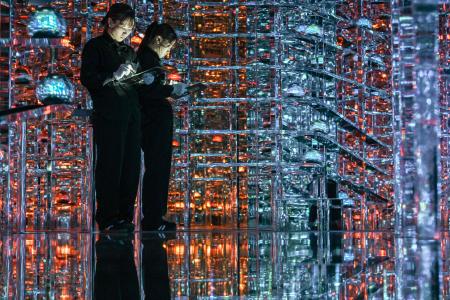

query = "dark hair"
[137, 21, 177, 54]
[101, 3, 135, 28]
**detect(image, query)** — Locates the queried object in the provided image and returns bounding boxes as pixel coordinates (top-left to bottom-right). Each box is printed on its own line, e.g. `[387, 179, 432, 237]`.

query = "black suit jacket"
[136, 47, 174, 109]
[81, 33, 139, 120]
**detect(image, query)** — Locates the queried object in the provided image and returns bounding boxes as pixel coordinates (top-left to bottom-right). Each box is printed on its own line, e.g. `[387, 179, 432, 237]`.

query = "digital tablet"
[172, 83, 207, 99]
[119, 66, 169, 84]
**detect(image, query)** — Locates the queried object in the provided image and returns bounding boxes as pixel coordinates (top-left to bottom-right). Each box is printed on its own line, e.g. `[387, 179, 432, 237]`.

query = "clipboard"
[119, 66, 169, 85]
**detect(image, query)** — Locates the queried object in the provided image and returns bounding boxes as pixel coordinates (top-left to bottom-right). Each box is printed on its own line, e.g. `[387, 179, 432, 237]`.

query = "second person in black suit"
[137, 22, 187, 231]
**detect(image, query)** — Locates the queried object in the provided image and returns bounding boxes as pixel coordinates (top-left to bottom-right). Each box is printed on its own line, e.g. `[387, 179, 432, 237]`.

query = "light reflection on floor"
[0, 230, 446, 299]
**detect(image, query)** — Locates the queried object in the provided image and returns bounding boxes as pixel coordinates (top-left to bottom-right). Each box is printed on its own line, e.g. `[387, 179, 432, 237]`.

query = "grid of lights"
[0, 1, 447, 231]
[158, 0, 394, 230]
[0, 0, 416, 231]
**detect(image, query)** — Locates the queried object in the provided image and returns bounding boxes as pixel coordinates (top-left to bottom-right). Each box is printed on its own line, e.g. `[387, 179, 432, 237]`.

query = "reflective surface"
[1, 230, 448, 299]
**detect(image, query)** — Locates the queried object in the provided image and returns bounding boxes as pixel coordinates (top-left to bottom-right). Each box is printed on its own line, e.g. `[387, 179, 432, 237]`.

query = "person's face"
[152, 36, 176, 58]
[108, 18, 134, 42]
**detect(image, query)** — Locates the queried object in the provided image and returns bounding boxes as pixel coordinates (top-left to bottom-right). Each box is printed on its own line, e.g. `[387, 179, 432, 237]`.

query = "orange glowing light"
[174, 245, 185, 255]
[131, 35, 142, 44]
[168, 73, 182, 81]
[60, 287, 71, 300]
[212, 135, 223, 143]
[60, 37, 71, 48]
[56, 245, 73, 258]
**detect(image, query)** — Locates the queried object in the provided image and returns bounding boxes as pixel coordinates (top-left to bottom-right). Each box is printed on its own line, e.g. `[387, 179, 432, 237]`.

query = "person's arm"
[137, 51, 174, 98]
[80, 40, 114, 92]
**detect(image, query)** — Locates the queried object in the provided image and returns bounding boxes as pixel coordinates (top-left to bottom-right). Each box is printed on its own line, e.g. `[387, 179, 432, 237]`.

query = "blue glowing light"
[36, 74, 74, 105]
[27, 7, 67, 38]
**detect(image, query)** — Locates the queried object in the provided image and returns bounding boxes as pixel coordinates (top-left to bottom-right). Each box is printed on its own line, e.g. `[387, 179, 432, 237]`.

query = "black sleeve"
[137, 51, 174, 98]
[80, 40, 114, 92]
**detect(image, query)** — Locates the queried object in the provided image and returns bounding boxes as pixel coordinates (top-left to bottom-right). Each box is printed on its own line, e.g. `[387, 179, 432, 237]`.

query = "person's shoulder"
[137, 48, 154, 59]
[85, 35, 109, 47]
[82, 35, 108, 55]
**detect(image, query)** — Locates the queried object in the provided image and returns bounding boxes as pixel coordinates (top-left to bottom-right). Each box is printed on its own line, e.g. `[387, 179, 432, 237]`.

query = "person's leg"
[118, 113, 142, 223]
[141, 102, 174, 228]
[93, 115, 128, 229]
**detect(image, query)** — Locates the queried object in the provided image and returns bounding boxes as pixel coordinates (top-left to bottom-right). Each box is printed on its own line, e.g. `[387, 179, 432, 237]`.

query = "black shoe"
[141, 220, 177, 232]
[121, 221, 135, 233]
[141, 231, 177, 241]
[157, 220, 177, 231]
[95, 234, 133, 259]
[141, 223, 157, 232]
[100, 219, 130, 234]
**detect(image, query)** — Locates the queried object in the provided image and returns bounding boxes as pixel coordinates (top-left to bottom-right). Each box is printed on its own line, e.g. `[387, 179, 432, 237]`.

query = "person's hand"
[172, 83, 188, 97]
[113, 63, 135, 81]
[142, 73, 155, 85]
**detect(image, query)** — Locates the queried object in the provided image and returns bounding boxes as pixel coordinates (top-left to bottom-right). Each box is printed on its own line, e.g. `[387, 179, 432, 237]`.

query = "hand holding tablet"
[171, 83, 207, 99]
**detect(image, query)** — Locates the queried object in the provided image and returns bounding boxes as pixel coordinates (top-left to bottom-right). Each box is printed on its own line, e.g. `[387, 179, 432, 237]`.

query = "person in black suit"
[81, 4, 152, 232]
[136, 22, 187, 231]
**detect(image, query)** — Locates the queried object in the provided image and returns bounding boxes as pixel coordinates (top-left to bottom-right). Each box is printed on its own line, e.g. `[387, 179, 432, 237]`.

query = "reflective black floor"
[0, 230, 447, 299]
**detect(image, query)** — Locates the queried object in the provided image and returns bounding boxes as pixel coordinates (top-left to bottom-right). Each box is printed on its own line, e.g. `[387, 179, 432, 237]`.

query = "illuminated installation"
[0, 1, 447, 229]
[0, 0, 400, 232]
[36, 74, 75, 104]
[27, 7, 67, 38]
[0, 0, 449, 298]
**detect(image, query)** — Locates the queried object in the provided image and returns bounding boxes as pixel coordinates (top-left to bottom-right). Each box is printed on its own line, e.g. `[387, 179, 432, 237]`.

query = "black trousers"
[93, 113, 141, 228]
[141, 100, 173, 227]
[142, 236, 171, 299]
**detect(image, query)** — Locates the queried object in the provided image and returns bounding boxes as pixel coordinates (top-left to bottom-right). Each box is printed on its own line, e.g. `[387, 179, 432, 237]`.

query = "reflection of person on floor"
[94, 236, 140, 300]
[142, 235, 172, 299]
